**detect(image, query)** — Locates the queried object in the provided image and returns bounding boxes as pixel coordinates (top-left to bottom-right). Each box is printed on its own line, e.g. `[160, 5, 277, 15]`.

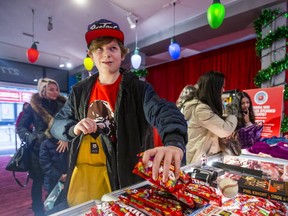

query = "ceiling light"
[26, 9, 39, 63]
[66, 62, 72, 68]
[207, 0, 226, 29]
[168, 2, 181, 60]
[131, 20, 142, 69]
[127, 12, 136, 29]
[83, 55, 94, 71]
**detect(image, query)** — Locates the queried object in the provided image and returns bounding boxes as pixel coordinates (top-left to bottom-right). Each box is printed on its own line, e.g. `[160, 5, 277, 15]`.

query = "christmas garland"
[131, 68, 148, 77]
[255, 26, 288, 56]
[253, 8, 288, 132]
[281, 115, 288, 133]
[254, 54, 288, 87]
[253, 8, 281, 37]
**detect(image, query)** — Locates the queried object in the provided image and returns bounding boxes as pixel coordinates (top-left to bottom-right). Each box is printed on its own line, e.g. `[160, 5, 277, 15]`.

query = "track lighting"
[127, 12, 137, 29]
[48, 16, 53, 31]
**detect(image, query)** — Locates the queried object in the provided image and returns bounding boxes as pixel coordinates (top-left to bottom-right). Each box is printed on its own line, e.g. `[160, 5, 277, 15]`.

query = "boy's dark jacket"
[50, 70, 187, 192]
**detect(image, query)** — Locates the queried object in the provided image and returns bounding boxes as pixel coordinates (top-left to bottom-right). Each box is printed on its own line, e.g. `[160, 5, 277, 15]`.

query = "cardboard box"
[238, 175, 288, 203]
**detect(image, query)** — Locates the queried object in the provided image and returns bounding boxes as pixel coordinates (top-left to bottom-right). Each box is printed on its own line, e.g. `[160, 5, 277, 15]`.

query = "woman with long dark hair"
[232, 91, 263, 148]
[234, 91, 255, 129]
[185, 71, 237, 164]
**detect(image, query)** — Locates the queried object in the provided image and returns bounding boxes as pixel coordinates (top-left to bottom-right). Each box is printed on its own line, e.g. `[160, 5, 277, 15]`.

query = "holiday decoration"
[254, 55, 288, 87]
[83, 57, 94, 71]
[253, 8, 288, 133]
[131, 68, 148, 77]
[131, 48, 142, 69]
[168, 2, 181, 60]
[207, 0, 225, 29]
[169, 38, 181, 60]
[26, 42, 39, 63]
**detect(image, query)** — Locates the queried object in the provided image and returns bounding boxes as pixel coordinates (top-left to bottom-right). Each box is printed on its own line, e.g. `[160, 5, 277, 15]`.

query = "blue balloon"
[169, 42, 180, 60]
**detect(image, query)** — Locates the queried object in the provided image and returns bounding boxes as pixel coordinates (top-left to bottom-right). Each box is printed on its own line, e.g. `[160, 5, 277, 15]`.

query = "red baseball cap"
[85, 19, 124, 47]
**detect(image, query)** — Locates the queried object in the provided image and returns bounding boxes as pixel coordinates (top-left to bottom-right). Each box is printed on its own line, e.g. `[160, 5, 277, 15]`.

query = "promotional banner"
[244, 86, 284, 138]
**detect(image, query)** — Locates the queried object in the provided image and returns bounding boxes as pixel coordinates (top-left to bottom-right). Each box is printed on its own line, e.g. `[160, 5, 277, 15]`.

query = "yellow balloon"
[83, 57, 94, 71]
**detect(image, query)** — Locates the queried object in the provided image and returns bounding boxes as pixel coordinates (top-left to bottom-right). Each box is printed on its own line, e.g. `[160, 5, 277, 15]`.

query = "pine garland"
[254, 55, 288, 87]
[253, 8, 281, 37]
[253, 8, 288, 133]
[131, 68, 148, 77]
[255, 27, 288, 56]
[281, 114, 288, 133]
[285, 84, 288, 101]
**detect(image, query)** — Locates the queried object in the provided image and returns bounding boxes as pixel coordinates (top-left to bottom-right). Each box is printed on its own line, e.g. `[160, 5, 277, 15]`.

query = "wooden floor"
[0, 155, 33, 216]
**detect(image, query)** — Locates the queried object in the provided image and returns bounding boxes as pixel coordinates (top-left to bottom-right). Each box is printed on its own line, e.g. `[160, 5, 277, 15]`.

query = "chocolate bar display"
[223, 154, 287, 181]
[50, 154, 288, 215]
[238, 175, 288, 203]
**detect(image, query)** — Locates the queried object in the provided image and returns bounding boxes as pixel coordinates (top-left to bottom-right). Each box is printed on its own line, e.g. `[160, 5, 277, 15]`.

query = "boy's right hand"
[73, 117, 97, 135]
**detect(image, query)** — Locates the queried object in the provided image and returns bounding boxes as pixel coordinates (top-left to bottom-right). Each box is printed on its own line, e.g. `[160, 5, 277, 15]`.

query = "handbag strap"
[13, 171, 29, 187]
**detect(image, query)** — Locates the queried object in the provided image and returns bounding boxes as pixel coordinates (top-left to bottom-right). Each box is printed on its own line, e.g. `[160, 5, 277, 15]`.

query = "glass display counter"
[51, 153, 288, 215]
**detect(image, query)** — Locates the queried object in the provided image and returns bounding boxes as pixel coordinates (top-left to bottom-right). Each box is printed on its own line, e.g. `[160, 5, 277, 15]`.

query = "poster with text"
[244, 86, 283, 138]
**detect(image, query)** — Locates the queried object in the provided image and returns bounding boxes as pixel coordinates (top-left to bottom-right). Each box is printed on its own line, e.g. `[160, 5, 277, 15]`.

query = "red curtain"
[146, 39, 261, 103]
[146, 39, 261, 146]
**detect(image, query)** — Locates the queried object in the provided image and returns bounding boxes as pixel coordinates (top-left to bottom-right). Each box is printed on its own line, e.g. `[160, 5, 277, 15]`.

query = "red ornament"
[26, 42, 39, 63]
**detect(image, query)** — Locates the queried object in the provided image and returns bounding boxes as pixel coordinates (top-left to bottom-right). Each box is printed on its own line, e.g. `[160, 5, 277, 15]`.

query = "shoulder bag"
[5, 140, 30, 187]
[219, 131, 242, 156]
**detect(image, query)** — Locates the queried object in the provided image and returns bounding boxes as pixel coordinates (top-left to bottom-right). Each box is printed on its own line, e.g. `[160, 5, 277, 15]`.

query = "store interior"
[0, 0, 287, 216]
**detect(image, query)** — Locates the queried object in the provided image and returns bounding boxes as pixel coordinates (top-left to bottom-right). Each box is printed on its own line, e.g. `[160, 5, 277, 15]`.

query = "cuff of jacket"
[164, 133, 186, 154]
[67, 125, 77, 140]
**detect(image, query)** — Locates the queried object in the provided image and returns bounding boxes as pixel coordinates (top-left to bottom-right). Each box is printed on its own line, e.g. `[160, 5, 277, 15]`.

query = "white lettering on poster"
[253, 105, 276, 117]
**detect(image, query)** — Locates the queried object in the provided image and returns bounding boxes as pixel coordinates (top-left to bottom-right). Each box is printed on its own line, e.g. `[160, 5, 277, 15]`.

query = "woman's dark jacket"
[50, 70, 187, 191]
[16, 93, 66, 178]
[39, 138, 68, 193]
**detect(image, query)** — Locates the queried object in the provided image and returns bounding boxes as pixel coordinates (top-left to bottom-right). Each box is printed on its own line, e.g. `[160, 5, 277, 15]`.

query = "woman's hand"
[73, 117, 97, 135]
[142, 146, 183, 183]
[243, 109, 250, 124]
[56, 140, 68, 153]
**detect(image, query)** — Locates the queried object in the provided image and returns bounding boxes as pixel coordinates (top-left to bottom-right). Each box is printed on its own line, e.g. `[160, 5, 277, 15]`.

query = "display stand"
[51, 153, 288, 215]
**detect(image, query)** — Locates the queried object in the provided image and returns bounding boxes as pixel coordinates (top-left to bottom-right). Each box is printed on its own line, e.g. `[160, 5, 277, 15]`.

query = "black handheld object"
[212, 161, 264, 178]
[188, 168, 218, 185]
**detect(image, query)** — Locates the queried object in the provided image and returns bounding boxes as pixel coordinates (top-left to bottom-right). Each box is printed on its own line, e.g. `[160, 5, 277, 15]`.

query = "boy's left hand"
[142, 146, 183, 183]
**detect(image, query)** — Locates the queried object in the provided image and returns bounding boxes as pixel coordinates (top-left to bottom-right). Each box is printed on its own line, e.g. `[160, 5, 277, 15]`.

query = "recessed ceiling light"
[73, 0, 87, 6]
[66, 62, 72, 68]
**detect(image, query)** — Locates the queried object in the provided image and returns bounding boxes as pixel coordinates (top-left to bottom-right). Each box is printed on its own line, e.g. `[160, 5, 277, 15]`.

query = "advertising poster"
[244, 86, 284, 138]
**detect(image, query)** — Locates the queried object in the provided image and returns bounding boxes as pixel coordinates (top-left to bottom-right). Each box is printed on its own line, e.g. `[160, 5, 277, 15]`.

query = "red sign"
[244, 86, 284, 138]
[0, 89, 34, 103]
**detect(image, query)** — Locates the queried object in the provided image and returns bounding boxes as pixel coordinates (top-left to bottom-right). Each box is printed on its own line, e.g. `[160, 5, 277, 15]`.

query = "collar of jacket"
[30, 93, 66, 125]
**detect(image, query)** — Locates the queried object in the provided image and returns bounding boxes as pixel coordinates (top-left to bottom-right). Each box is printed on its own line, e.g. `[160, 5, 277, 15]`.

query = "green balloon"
[207, 3, 225, 29]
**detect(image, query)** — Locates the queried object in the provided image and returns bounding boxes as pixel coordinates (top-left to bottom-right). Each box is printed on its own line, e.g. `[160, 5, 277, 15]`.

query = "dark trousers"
[31, 176, 44, 216]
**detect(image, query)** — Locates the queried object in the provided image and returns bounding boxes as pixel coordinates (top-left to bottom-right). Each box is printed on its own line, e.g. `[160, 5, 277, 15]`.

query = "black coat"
[16, 93, 66, 179]
[50, 70, 187, 191]
[39, 138, 68, 193]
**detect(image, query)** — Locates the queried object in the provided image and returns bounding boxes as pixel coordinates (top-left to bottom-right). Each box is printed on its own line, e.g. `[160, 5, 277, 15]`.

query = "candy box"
[191, 204, 239, 216]
[238, 175, 288, 203]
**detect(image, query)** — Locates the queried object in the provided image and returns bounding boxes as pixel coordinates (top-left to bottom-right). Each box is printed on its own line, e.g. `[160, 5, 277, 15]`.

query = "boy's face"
[89, 39, 124, 74]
